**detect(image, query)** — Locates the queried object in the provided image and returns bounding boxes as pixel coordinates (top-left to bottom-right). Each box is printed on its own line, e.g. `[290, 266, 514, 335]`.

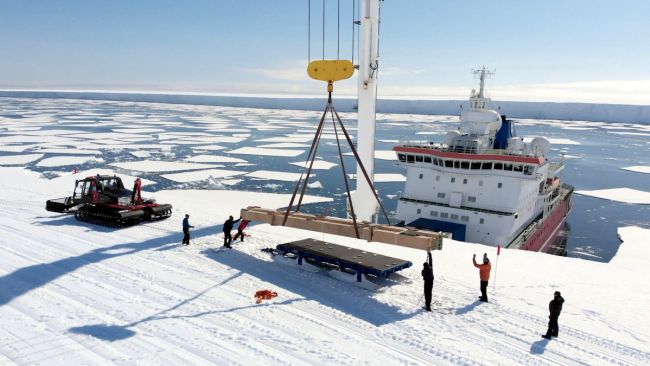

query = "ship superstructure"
[394, 68, 572, 253]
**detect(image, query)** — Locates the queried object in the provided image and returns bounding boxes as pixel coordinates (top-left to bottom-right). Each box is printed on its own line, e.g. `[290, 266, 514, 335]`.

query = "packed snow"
[0, 166, 648, 365]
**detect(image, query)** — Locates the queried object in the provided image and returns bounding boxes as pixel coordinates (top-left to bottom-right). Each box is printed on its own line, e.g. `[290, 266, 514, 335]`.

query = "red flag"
[497, 244, 501, 256]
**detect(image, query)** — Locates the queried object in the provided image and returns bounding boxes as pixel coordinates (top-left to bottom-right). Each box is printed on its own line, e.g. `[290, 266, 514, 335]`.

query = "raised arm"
[427, 251, 432, 267]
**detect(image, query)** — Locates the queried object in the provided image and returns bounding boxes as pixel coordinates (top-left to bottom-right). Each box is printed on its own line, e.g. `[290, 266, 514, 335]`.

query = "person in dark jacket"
[473, 253, 491, 302]
[543, 291, 565, 339]
[223, 215, 241, 248]
[233, 219, 250, 242]
[421, 251, 434, 311]
[182, 214, 194, 245]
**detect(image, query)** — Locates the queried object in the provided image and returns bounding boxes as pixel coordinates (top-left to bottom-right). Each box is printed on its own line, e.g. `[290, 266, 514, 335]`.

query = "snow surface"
[575, 188, 650, 204]
[0, 166, 648, 365]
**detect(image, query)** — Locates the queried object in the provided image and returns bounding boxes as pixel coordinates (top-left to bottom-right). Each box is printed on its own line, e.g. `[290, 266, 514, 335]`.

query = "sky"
[1, 0, 649, 104]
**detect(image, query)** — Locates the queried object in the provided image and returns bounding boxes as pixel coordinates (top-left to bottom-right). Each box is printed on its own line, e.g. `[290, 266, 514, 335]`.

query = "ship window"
[440, 212, 449, 218]
[478, 180, 483, 187]
[416, 155, 423, 162]
[471, 162, 481, 170]
[430, 210, 438, 217]
[424, 156, 432, 163]
[445, 160, 453, 168]
[437, 192, 445, 198]
[480, 218, 485, 224]
[433, 159, 439, 166]
[504, 163, 513, 171]
[463, 178, 468, 184]
[451, 214, 459, 220]
[482, 162, 492, 170]
[461, 215, 469, 222]
[461, 161, 470, 169]
[451, 177, 455, 183]
[454, 161, 460, 169]
[419, 173, 423, 179]
[435, 175, 440, 181]
[524, 166, 534, 175]
[494, 162, 503, 170]
[498, 182, 503, 188]
[468, 196, 476, 202]
[416, 208, 421, 214]
[514, 165, 523, 172]
[398, 154, 406, 162]
[407, 155, 414, 163]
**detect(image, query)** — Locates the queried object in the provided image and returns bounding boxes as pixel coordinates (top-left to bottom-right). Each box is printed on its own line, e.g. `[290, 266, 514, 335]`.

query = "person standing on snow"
[233, 219, 250, 242]
[222, 215, 241, 248]
[473, 253, 491, 302]
[421, 251, 434, 311]
[182, 214, 194, 245]
[542, 291, 565, 339]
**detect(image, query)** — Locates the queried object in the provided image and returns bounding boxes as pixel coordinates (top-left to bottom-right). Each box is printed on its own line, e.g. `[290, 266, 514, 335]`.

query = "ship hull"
[515, 191, 572, 255]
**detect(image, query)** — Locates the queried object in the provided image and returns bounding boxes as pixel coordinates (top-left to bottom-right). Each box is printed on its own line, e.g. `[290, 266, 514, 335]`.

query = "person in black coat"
[182, 214, 194, 245]
[421, 251, 434, 311]
[223, 215, 241, 248]
[543, 291, 565, 339]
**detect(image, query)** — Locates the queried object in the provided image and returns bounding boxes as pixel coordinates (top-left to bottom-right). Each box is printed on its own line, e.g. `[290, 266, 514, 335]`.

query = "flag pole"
[494, 244, 501, 290]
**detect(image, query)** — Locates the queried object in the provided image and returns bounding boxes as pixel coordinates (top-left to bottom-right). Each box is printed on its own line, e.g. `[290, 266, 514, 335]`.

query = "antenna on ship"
[470, 66, 495, 109]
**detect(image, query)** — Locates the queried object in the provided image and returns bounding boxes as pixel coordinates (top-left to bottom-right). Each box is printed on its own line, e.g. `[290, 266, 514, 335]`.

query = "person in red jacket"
[233, 219, 250, 242]
[473, 253, 492, 302]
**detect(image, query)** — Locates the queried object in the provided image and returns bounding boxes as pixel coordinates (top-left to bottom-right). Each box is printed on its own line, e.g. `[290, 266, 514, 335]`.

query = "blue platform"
[408, 218, 466, 241]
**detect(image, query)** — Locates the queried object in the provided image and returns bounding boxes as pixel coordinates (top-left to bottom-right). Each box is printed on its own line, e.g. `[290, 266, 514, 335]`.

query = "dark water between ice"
[1, 97, 649, 262]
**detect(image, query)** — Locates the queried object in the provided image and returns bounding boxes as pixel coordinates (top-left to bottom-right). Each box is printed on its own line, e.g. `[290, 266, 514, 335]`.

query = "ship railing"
[396, 140, 541, 158]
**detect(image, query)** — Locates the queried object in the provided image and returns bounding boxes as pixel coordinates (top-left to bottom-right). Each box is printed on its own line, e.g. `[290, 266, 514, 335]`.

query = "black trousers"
[424, 280, 433, 309]
[545, 316, 559, 337]
[233, 229, 244, 242]
[480, 280, 488, 302]
[182, 229, 190, 244]
[223, 232, 232, 247]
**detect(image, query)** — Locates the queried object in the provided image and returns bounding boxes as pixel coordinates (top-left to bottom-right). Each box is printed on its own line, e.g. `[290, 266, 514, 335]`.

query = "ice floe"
[184, 155, 248, 164]
[347, 173, 406, 182]
[621, 166, 650, 174]
[246, 170, 308, 182]
[575, 188, 650, 205]
[522, 137, 581, 145]
[110, 160, 223, 173]
[289, 160, 337, 170]
[36, 156, 103, 167]
[228, 147, 305, 157]
[161, 169, 247, 183]
[0, 154, 44, 166]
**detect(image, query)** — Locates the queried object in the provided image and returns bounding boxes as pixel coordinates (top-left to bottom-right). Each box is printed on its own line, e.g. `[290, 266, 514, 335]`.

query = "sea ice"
[621, 166, 650, 174]
[36, 156, 103, 167]
[347, 173, 406, 182]
[246, 170, 309, 182]
[184, 155, 248, 164]
[289, 160, 337, 170]
[0, 154, 44, 165]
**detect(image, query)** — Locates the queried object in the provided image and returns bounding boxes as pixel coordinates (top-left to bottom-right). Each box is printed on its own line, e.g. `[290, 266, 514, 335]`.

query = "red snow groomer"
[46, 175, 172, 227]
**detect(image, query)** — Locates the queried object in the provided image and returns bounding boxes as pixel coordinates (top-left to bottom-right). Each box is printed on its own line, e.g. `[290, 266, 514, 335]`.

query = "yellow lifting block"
[307, 60, 355, 83]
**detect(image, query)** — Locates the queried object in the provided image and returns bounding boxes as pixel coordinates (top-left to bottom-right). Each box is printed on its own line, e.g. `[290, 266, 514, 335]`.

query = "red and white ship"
[393, 68, 573, 254]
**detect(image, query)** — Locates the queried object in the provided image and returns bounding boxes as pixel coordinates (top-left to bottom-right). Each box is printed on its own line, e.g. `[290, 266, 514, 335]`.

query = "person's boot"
[541, 335, 551, 340]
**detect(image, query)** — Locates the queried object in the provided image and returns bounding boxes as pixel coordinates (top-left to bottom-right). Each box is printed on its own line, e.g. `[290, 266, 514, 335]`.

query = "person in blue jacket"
[182, 214, 194, 245]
